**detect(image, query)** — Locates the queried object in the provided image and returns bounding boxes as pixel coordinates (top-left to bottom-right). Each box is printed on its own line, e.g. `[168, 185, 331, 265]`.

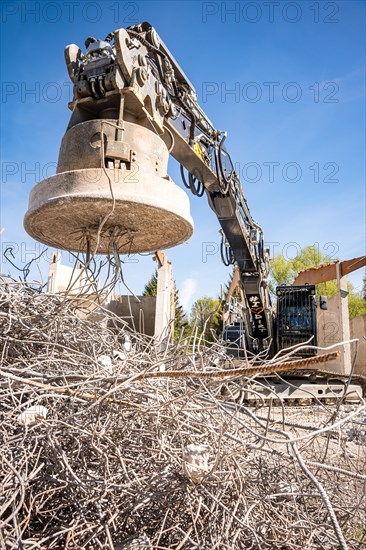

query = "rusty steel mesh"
[0, 277, 365, 549]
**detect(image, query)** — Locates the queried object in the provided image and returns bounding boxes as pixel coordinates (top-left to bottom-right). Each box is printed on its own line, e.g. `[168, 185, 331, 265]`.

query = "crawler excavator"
[24, 22, 363, 403]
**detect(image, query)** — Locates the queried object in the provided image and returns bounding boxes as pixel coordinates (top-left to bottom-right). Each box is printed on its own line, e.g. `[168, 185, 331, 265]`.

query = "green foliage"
[142, 270, 158, 297]
[142, 270, 189, 341]
[270, 245, 336, 296]
[268, 255, 293, 292]
[291, 246, 325, 275]
[269, 245, 336, 297]
[189, 296, 223, 342]
[316, 280, 338, 299]
[348, 292, 366, 319]
[173, 287, 189, 341]
[362, 269, 366, 301]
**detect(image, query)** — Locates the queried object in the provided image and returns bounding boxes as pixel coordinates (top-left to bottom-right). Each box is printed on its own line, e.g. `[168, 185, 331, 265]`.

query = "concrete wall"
[350, 314, 366, 377]
[317, 296, 365, 376]
[317, 294, 350, 374]
[317, 295, 344, 373]
[107, 295, 156, 336]
[317, 295, 341, 347]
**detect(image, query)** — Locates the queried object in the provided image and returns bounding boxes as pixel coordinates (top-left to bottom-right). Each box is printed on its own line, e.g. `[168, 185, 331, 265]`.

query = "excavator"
[23, 22, 362, 402]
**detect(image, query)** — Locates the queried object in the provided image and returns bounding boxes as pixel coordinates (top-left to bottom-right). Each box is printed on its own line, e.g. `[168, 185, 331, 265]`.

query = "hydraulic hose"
[180, 165, 205, 197]
[220, 236, 234, 266]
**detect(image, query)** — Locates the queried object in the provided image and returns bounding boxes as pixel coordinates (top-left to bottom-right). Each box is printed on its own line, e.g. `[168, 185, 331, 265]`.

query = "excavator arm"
[122, 23, 273, 350]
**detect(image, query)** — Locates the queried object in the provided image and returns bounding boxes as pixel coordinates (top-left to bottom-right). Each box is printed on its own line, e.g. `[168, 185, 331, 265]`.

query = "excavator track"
[238, 371, 365, 406]
[222, 357, 365, 406]
[276, 367, 366, 385]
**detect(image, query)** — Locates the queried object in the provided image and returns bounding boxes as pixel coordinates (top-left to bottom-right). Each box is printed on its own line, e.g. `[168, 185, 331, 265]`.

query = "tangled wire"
[0, 277, 365, 549]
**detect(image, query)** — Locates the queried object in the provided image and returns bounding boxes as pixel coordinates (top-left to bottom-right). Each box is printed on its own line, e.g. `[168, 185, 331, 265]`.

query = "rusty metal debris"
[135, 352, 340, 380]
[0, 277, 365, 549]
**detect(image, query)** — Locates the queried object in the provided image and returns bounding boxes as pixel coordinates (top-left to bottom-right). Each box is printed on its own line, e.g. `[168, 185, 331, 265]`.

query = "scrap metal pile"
[0, 277, 365, 549]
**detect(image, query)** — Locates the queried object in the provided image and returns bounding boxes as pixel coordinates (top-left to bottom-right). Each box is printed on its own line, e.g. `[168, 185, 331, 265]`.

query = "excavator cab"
[276, 285, 317, 356]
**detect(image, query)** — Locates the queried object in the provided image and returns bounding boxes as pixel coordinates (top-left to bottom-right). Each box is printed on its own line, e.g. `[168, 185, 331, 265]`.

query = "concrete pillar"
[336, 262, 352, 375]
[47, 252, 62, 293]
[154, 257, 174, 348]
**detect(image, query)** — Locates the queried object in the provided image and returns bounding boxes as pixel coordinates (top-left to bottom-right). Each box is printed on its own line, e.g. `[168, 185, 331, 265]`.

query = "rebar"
[0, 276, 365, 549]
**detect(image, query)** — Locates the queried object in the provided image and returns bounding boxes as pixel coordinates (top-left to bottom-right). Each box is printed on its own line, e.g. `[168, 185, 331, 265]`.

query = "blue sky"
[1, 0, 365, 310]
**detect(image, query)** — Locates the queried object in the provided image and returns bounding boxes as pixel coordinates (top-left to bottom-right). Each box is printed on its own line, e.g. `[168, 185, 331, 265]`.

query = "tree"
[291, 246, 325, 275]
[142, 270, 189, 341]
[362, 269, 366, 301]
[190, 296, 222, 342]
[268, 255, 293, 291]
[269, 245, 337, 297]
[269, 245, 334, 293]
[348, 292, 366, 319]
[142, 270, 158, 296]
[173, 286, 189, 341]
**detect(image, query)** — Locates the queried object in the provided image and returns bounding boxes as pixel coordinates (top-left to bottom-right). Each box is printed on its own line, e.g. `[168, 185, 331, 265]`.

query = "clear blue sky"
[1, 0, 365, 310]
